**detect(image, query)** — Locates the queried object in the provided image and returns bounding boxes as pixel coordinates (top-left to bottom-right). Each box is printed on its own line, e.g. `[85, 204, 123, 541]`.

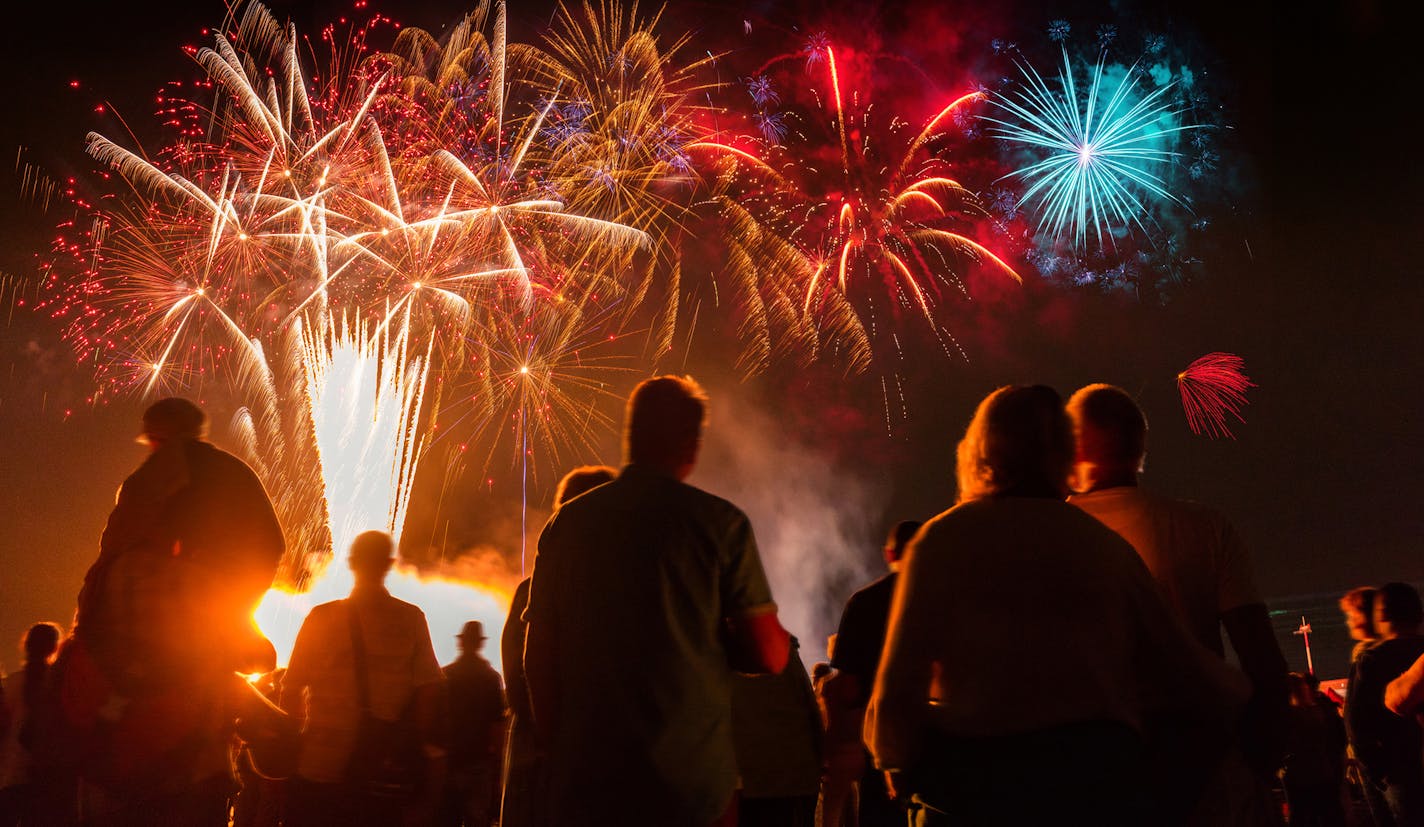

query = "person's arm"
[523, 548, 559, 746]
[726, 609, 790, 674]
[410, 619, 448, 823]
[1385, 653, 1424, 716]
[1221, 602, 1292, 770]
[720, 511, 788, 674]
[1346, 651, 1388, 775]
[865, 535, 937, 777]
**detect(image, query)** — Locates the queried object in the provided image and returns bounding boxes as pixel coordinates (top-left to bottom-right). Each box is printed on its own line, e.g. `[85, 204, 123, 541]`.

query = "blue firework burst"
[983, 49, 1200, 250]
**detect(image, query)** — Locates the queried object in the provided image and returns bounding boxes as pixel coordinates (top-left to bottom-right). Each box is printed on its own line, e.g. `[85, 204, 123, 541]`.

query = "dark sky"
[1, 0, 1420, 666]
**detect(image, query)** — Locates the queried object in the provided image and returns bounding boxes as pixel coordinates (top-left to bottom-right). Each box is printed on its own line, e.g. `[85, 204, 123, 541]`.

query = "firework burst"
[985, 48, 1200, 251]
[692, 44, 1019, 377]
[1178, 352, 1254, 439]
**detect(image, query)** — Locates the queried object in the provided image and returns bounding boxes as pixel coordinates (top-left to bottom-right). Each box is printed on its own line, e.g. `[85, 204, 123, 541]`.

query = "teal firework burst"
[984, 50, 1200, 250]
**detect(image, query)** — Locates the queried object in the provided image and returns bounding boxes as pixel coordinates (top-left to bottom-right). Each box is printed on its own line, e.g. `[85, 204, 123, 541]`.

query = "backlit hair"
[956, 385, 1072, 503]
[1066, 384, 1148, 469]
[554, 465, 617, 508]
[624, 376, 708, 466]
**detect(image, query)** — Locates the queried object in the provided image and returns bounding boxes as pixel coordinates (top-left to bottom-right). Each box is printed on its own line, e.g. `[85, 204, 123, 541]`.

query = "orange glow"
[256, 561, 513, 670]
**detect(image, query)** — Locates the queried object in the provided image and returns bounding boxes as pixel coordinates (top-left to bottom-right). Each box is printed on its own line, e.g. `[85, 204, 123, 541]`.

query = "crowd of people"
[0, 380, 1420, 826]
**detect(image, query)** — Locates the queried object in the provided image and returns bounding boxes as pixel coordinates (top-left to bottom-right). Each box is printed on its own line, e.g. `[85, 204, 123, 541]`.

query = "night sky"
[1, 0, 1419, 675]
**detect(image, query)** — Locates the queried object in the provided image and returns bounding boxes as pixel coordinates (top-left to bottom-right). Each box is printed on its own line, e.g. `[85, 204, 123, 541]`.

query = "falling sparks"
[1178, 352, 1255, 439]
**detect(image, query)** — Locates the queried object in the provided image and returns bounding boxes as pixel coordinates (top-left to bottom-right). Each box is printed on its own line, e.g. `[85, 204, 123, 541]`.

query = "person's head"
[1286, 672, 1318, 707]
[348, 530, 396, 585]
[1065, 384, 1147, 493]
[1373, 582, 1424, 639]
[457, 620, 486, 655]
[553, 465, 617, 509]
[139, 397, 208, 450]
[883, 520, 924, 569]
[22, 622, 62, 666]
[1340, 586, 1379, 642]
[956, 385, 1072, 503]
[623, 375, 708, 478]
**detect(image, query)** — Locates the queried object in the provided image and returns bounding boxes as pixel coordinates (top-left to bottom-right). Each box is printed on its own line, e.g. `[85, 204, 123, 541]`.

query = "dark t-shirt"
[1346, 635, 1424, 778]
[525, 463, 776, 824]
[831, 572, 898, 705]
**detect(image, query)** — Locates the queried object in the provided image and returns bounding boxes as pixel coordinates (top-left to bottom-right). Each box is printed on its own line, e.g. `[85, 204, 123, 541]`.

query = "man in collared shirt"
[524, 375, 791, 827]
[282, 531, 445, 827]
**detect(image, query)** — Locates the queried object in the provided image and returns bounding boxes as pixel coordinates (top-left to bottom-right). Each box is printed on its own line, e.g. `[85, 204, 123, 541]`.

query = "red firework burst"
[1177, 352, 1255, 439]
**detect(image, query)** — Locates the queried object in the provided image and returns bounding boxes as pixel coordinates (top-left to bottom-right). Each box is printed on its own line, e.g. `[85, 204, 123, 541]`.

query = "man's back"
[526, 464, 775, 824]
[283, 588, 443, 783]
[1070, 486, 1259, 656]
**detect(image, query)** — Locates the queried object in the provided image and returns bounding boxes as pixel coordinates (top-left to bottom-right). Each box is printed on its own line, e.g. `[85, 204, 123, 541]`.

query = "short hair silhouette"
[1066, 384, 1148, 469]
[141, 397, 208, 443]
[1340, 586, 1379, 637]
[554, 465, 617, 509]
[956, 385, 1072, 503]
[884, 520, 924, 564]
[624, 376, 708, 466]
[349, 530, 396, 577]
[1376, 582, 1424, 628]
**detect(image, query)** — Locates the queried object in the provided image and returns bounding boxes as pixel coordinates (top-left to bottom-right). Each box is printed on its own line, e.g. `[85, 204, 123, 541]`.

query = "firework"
[984, 48, 1200, 251]
[1178, 352, 1254, 439]
[45, 3, 662, 663]
[692, 43, 1020, 376]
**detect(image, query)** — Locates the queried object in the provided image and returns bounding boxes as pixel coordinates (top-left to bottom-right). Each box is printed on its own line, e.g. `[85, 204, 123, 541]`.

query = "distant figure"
[441, 621, 506, 827]
[281, 531, 446, 827]
[76, 397, 285, 676]
[1281, 672, 1348, 827]
[866, 385, 1247, 825]
[1342, 587, 1382, 664]
[525, 376, 791, 826]
[0, 622, 62, 825]
[1345, 582, 1424, 827]
[823, 521, 922, 826]
[500, 464, 614, 827]
[1066, 383, 1291, 823]
[731, 637, 822, 827]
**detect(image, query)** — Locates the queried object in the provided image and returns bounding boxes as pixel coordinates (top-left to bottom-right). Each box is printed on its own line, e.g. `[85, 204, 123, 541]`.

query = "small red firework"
[1177, 353, 1255, 439]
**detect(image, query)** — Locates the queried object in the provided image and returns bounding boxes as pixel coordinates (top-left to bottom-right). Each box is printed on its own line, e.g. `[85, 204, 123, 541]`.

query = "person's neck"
[1078, 464, 1138, 494]
[628, 459, 691, 481]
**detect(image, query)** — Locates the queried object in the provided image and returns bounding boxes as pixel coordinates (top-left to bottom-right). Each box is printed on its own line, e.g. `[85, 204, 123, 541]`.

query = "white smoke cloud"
[696, 385, 887, 664]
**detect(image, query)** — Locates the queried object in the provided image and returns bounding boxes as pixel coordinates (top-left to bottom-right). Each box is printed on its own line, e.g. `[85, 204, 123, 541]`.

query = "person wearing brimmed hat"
[440, 620, 505, 826]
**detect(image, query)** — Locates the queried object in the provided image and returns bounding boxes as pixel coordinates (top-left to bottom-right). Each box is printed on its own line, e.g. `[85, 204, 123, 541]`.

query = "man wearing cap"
[440, 621, 506, 827]
[282, 531, 446, 826]
[76, 396, 285, 674]
[56, 397, 285, 823]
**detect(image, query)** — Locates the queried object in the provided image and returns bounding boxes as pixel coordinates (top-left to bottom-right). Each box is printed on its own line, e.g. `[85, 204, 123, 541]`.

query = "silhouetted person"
[76, 397, 285, 676]
[41, 399, 284, 824]
[0, 623, 62, 826]
[1066, 383, 1291, 824]
[525, 376, 791, 826]
[1281, 672, 1348, 827]
[866, 385, 1247, 825]
[1344, 587, 1383, 664]
[1346, 582, 1424, 827]
[823, 520, 921, 827]
[500, 465, 614, 827]
[281, 531, 446, 827]
[441, 622, 505, 827]
[731, 637, 821, 827]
